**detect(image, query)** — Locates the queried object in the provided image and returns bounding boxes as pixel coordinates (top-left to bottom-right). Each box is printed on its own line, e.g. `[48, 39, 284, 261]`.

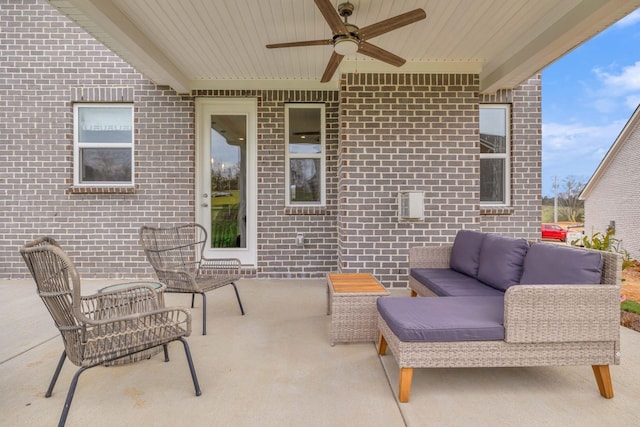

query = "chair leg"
[377, 333, 387, 355]
[592, 365, 614, 398]
[201, 293, 207, 335]
[46, 350, 67, 398]
[231, 282, 245, 315]
[163, 344, 170, 362]
[398, 367, 414, 403]
[191, 294, 195, 309]
[58, 366, 89, 427]
[179, 337, 202, 396]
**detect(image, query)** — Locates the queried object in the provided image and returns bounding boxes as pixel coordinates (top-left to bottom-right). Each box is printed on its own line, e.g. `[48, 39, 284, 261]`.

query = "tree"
[558, 176, 585, 222]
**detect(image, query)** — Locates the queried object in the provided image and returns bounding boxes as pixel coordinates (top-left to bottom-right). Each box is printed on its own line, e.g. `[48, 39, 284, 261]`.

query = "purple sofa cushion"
[520, 243, 604, 284]
[410, 268, 504, 297]
[377, 296, 505, 342]
[477, 234, 529, 291]
[449, 230, 486, 278]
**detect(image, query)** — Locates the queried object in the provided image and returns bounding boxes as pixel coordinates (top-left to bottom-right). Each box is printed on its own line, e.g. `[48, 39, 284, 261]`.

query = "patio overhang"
[49, 0, 640, 94]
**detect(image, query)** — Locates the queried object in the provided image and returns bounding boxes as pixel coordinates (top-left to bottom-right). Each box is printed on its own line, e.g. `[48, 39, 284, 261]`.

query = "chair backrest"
[20, 237, 85, 365]
[139, 224, 208, 278]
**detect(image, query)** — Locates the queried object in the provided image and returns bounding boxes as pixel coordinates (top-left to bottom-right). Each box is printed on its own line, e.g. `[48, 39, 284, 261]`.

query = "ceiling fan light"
[334, 38, 359, 55]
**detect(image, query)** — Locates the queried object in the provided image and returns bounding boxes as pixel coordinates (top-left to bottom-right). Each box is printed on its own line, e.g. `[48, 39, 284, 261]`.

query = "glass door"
[196, 98, 257, 266]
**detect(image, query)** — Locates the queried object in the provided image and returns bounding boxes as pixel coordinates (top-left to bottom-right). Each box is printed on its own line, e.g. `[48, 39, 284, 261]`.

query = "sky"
[541, 8, 640, 196]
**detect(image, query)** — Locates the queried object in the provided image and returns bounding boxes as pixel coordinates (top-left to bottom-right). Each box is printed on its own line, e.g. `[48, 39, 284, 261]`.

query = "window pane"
[210, 115, 245, 248]
[81, 148, 132, 182]
[480, 158, 505, 203]
[289, 107, 321, 154]
[480, 108, 506, 154]
[289, 158, 320, 203]
[78, 107, 132, 143]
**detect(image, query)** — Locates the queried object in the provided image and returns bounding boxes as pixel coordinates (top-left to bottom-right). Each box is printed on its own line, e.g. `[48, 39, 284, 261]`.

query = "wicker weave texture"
[379, 315, 618, 368]
[20, 237, 192, 367]
[327, 274, 389, 345]
[139, 223, 241, 294]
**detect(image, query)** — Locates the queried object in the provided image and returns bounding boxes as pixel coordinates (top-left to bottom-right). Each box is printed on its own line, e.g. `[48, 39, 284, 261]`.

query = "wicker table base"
[327, 273, 389, 345]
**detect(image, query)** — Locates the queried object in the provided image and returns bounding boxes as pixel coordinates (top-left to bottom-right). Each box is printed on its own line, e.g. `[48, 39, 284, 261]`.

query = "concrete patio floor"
[1, 278, 639, 426]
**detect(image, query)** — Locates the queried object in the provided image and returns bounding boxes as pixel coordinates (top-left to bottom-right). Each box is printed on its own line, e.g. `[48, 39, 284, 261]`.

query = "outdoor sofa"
[377, 230, 622, 402]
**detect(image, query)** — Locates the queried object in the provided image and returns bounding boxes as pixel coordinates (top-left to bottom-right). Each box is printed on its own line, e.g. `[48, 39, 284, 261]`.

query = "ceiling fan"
[266, 0, 426, 83]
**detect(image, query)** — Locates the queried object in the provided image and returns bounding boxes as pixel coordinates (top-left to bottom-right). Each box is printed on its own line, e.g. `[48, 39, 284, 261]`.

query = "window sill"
[480, 207, 513, 216]
[284, 206, 327, 215]
[67, 186, 135, 195]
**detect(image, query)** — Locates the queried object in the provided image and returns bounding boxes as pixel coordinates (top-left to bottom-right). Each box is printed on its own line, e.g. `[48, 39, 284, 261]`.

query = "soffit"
[49, 0, 640, 93]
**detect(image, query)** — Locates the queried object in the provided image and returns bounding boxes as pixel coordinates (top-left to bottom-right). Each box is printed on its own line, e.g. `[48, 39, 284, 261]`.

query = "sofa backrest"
[476, 234, 530, 291]
[520, 243, 604, 285]
[449, 230, 486, 277]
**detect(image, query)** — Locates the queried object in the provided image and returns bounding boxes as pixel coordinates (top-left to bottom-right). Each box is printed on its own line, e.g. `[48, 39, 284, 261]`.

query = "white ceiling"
[49, 0, 640, 93]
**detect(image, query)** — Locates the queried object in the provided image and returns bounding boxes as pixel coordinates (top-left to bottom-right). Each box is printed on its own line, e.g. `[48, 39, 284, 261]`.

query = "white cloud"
[542, 120, 626, 180]
[615, 9, 640, 28]
[595, 61, 640, 92]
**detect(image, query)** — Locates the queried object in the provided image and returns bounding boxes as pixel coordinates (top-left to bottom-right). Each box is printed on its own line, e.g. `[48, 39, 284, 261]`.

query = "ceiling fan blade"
[357, 9, 426, 40]
[321, 51, 344, 83]
[357, 42, 406, 67]
[314, 0, 348, 35]
[266, 40, 332, 49]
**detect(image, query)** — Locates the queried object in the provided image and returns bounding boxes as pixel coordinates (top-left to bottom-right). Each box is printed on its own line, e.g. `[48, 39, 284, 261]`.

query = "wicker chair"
[139, 223, 245, 335]
[19, 237, 201, 427]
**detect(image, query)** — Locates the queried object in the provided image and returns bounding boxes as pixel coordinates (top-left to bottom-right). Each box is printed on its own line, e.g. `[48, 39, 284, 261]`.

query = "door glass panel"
[210, 115, 246, 248]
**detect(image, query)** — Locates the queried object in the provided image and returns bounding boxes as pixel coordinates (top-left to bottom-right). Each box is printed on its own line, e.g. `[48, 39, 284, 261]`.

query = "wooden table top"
[327, 273, 387, 294]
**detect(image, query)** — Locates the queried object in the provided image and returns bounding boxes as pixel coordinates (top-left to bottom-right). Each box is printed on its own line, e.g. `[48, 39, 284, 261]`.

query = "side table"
[326, 273, 389, 345]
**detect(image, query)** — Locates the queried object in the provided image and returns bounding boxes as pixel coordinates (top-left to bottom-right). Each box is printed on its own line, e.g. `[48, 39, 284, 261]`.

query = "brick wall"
[1, 1, 195, 278]
[479, 77, 542, 236]
[584, 119, 640, 260]
[338, 74, 541, 288]
[2, 1, 541, 282]
[193, 90, 340, 278]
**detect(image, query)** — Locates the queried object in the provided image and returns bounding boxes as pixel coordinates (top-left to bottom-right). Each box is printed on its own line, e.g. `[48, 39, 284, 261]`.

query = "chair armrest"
[409, 245, 452, 269]
[504, 284, 621, 343]
[81, 306, 193, 340]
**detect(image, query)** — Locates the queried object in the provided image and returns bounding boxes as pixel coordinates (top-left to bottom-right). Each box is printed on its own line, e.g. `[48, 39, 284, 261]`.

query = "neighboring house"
[2, 1, 637, 285]
[581, 105, 640, 261]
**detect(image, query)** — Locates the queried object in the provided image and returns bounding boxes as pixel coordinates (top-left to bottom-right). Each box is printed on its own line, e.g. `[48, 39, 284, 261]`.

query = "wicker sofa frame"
[378, 243, 622, 402]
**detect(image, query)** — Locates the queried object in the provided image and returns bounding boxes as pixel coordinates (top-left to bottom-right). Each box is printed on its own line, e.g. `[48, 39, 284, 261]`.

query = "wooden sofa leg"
[399, 368, 413, 403]
[592, 365, 614, 398]
[377, 333, 387, 355]
[410, 290, 417, 297]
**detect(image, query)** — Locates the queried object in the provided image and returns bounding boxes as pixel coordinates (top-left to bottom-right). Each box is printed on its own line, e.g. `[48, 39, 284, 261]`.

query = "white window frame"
[285, 103, 326, 207]
[73, 103, 134, 187]
[479, 104, 510, 207]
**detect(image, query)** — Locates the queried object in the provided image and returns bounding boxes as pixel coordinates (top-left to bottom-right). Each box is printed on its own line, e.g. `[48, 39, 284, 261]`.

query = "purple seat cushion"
[520, 243, 604, 284]
[477, 234, 529, 291]
[377, 296, 505, 342]
[411, 268, 504, 296]
[449, 230, 486, 278]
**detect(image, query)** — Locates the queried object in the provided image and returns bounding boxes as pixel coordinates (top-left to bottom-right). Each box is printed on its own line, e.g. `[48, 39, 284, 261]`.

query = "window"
[480, 104, 510, 206]
[285, 104, 325, 206]
[74, 103, 134, 186]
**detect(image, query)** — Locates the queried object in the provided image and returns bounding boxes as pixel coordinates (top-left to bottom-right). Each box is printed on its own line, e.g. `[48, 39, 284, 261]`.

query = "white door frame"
[195, 97, 257, 267]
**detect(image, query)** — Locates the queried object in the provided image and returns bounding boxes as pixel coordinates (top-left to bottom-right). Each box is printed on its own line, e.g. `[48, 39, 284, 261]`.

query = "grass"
[622, 299, 640, 315]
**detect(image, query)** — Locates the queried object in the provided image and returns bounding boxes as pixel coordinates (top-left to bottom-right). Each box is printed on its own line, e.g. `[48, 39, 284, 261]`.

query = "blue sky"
[541, 9, 640, 196]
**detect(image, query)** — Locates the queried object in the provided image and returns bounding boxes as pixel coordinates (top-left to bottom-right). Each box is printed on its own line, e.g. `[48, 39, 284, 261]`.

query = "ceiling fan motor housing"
[338, 2, 354, 19]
